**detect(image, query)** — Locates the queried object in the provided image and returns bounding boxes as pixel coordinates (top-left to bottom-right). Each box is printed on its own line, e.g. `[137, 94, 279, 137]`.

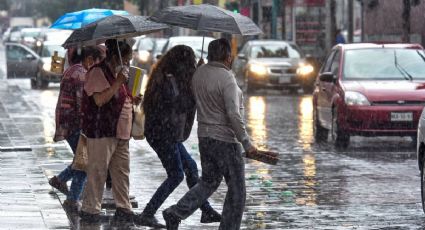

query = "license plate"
[390, 112, 413, 121]
[279, 76, 290, 83]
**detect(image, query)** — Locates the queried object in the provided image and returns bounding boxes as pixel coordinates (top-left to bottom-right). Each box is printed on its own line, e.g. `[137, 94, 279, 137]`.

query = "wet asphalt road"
[5, 80, 424, 229]
[1, 49, 425, 228]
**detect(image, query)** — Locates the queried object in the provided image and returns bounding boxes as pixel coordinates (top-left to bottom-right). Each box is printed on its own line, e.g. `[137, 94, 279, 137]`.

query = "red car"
[313, 43, 425, 148]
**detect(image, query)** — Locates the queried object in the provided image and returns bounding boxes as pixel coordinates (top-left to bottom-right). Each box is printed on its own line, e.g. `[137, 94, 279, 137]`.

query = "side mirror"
[237, 53, 247, 60]
[25, 54, 35, 60]
[319, 72, 336, 83]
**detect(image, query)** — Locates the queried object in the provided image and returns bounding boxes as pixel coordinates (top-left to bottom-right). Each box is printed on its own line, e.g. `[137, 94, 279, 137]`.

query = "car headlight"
[296, 63, 314, 75]
[249, 64, 267, 75]
[43, 62, 51, 72]
[138, 50, 150, 63]
[344, 91, 370, 106]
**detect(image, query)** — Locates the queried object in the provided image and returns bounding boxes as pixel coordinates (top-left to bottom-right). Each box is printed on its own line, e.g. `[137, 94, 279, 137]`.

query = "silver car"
[232, 40, 315, 93]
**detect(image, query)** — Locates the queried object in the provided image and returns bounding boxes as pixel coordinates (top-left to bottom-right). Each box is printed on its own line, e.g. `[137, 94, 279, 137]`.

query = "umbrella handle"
[201, 35, 205, 60]
[116, 39, 124, 68]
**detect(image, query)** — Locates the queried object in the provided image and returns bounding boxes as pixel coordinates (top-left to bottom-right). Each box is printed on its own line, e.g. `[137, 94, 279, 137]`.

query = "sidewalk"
[0, 81, 70, 229]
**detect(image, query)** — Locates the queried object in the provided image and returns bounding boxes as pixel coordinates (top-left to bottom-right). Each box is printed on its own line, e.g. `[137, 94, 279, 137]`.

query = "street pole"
[271, 0, 278, 39]
[325, 0, 332, 51]
[258, 0, 263, 38]
[402, 0, 411, 43]
[347, 0, 353, 43]
[281, 0, 286, 40]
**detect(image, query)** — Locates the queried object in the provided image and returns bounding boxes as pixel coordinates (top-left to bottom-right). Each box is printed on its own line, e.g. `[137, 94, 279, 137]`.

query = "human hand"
[197, 58, 205, 67]
[116, 66, 129, 84]
[245, 146, 258, 158]
[133, 94, 143, 105]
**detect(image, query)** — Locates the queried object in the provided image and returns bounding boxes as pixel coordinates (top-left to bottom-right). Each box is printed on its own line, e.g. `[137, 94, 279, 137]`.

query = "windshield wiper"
[416, 50, 425, 62]
[394, 50, 413, 81]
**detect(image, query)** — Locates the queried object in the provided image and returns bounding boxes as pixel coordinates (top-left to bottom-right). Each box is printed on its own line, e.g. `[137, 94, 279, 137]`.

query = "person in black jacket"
[135, 45, 221, 228]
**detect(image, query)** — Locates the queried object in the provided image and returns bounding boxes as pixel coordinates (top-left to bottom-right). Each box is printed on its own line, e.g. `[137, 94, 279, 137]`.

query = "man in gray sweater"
[163, 38, 257, 230]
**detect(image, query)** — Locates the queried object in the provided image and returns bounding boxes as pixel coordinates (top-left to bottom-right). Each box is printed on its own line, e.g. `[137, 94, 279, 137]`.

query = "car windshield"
[343, 48, 425, 80]
[22, 31, 41, 38]
[250, 44, 302, 58]
[41, 44, 66, 57]
[154, 39, 167, 53]
[168, 38, 213, 58]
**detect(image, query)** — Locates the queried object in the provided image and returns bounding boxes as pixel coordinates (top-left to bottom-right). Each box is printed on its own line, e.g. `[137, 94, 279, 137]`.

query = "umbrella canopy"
[62, 15, 169, 48]
[50, 8, 129, 30]
[149, 4, 262, 36]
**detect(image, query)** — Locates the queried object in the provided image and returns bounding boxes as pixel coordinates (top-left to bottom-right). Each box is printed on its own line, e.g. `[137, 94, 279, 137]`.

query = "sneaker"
[79, 210, 101, 223]
[134, 213, 165, 228]
[113, 207, 135, 223]
[48, 176, 69, 195]
[162, 208, 180, 230]
[63, 200, 81, 213]
[200, 209, 222, 223]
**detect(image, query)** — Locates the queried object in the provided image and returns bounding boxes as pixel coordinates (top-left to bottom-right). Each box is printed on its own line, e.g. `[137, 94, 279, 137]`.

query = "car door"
[316, 49, 338, 129]
[6, 44, 38, 78]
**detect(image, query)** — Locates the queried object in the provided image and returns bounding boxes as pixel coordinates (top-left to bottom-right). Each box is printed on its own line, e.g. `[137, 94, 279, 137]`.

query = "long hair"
[143, 45, 196, 113]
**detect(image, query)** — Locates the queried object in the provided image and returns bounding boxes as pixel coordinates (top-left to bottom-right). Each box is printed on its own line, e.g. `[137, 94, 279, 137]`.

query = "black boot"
[200, 208, 221, 223]
[162, 208, 181, 230]
[135, 212, 165, 228]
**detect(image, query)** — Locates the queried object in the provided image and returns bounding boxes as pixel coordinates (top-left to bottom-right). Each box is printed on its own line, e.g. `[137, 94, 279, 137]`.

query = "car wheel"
[302, 84, 314, 94]
[36, 71, 48, 89]
[313, 108, 328, 142]
[421, 154, 425, 213]
[243, 73, 256, 94]
[30, 78, 37, 89]
[331, 107, 350, 148]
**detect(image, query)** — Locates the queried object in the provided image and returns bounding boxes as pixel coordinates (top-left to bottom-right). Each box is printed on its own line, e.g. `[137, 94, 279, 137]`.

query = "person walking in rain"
[162, 38, 258, 230]
[49, 46, 104, 212]
[135, 45, 221, 228]
[79, 39, 141, 223]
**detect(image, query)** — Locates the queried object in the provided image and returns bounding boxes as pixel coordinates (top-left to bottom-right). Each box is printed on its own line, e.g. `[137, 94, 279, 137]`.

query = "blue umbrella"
[50, 8, 129, 30]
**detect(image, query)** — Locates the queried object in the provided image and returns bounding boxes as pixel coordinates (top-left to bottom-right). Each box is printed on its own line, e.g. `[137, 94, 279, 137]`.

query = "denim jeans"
[143, 139, 213, 216]
[169, 137, 246, 230]
[57, 130, 87, 201]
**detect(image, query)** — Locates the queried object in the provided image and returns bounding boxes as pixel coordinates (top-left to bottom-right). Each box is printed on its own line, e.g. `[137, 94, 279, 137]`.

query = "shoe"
[200, 209, 222, 223]
[113, 207, 135, 223]
[48, 176, 69, 195]
[162, 208, 180, 230]
[63, 200, 81, 213]
[134, 213, 165, 228]
[79, 210, 101, 223]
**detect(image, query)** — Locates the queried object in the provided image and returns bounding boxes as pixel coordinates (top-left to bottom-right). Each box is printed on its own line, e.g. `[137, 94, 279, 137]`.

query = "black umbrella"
[63, 15, 169, 48]
[63, 15, 169, 66]
[149, 4, 262, 58]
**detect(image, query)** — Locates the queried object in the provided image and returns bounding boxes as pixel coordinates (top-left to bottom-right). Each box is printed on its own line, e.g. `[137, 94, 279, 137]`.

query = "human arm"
[92, 71, 127, 107]
[222, 75, 256, 152]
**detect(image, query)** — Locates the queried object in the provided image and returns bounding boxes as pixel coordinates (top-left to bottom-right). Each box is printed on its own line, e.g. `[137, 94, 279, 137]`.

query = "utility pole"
[402, 0, 411, 42]
[325, 0, 336, 51]
[347, 0, 353, 43]
[271, 0, 278, 39]
[281, 0, 286, 40]
[258, 0, 263, 38]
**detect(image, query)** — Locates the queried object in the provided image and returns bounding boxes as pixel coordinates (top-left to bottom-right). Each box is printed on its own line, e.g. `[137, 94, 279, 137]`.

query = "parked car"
[160, 36, 215, 63]
[5, 41, 65, 89]
[313, 43, 425, 148]
[2, 25, 32, 43]
[131, 36, 167, 73]
[232, 40, 316, 93]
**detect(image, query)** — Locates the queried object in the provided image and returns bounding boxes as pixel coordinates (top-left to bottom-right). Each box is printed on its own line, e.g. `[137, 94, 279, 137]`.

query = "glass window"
[7, 45, 29, 60]
[138, 38, 154, 51]
[249, 44, 301, 58]
[41, 45, 66, 58]
[343, 48, 425, 80]
[330, 50, 340, 75]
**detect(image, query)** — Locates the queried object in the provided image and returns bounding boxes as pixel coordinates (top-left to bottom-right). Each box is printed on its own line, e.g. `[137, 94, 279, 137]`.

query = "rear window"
[343, 48, 425, 80]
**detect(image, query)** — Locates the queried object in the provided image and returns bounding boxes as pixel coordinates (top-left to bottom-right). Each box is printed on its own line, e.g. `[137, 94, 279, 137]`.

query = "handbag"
[71, 133, 88, 171]
[131, 104, 145, 140]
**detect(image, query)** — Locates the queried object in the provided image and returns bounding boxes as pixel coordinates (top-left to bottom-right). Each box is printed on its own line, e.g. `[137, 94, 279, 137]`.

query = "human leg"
[81, 137, 116, 214]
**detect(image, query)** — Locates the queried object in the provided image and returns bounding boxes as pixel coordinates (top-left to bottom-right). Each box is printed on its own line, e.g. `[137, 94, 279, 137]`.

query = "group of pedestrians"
[49, 37, 257, 230]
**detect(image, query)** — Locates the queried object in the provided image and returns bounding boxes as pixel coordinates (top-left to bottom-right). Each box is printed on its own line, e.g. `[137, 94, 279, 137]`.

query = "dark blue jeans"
[57, 130, 87, 201]
[143, 139, 213, 216]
